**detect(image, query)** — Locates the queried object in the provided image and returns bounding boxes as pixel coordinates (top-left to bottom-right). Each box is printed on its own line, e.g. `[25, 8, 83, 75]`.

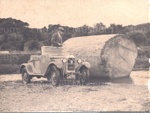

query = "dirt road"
[0, 71, 150, 112]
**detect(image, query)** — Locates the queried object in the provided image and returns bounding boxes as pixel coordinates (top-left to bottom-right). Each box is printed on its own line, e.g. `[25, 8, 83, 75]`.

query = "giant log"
[64, 34, 138, 78]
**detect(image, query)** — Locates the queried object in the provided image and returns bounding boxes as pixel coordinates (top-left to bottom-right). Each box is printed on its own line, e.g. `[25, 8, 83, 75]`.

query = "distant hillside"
[0, 18, 150, 51]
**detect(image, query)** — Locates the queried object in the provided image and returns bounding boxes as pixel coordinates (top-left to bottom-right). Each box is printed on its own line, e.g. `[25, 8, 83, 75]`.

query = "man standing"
[51, 27, 64, 47]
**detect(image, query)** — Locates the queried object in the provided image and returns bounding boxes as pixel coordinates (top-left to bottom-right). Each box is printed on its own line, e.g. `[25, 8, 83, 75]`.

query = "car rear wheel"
[50, 66, 60, 87]
[80, 67, 89, 85]
[22, 68, 31, 84]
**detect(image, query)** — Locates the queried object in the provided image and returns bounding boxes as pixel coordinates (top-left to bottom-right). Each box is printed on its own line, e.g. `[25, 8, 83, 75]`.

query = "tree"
[145, 31, 150, 46]
[74, 25, 89, 37]
[127, 32, 147, 47]
[108, 24, 124, 34]
[0, 18, 29, 28]
[24, 40, 40, 51]
[94, 23, 106, 35]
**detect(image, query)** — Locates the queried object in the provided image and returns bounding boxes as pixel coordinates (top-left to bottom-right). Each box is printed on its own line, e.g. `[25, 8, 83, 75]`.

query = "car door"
[40, 55, 49, 75]
[30, 55, 41, 74]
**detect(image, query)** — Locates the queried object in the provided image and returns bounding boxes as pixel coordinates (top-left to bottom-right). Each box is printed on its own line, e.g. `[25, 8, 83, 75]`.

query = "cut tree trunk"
[64, 34, 138, 78]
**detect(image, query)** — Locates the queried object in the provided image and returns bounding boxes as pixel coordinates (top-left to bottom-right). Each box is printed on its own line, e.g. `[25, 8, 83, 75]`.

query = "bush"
[133, 59, 149, 70]
[127, 32, 146, 47]
[0, 54, 31, 65]
[0, 64, 20, 74]
[24, 40, 40, 51]
[133, 46, 150, 70]
[17, 54, 30, 64]
[0, 53, 37, 74]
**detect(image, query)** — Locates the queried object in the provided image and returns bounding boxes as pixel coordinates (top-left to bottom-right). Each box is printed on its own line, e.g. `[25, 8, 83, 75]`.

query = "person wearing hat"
[51, 27, 64, 47]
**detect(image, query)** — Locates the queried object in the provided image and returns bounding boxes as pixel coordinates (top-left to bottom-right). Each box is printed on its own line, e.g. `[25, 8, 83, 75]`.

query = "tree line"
[0, 18, 150, 51]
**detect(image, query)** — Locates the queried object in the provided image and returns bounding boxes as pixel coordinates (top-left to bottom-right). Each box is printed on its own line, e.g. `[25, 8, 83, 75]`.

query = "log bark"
[64, 34, 138, 78]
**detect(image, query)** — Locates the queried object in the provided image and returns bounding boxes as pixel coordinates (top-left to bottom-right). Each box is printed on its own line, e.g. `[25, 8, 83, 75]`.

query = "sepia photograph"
[0, 0, 150, 112]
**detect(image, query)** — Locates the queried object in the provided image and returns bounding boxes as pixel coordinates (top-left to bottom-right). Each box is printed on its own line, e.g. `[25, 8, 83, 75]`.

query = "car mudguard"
[48, 62, 63, 69]
[20, 63, 34, 75]
[76, 61, 91, 72]
[44, 62, 63, 77]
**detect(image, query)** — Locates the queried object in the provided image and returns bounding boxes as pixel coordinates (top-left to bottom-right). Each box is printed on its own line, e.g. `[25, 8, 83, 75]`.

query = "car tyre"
[80, 67, 89, 85]
[22, 68, 31, 84]
[50, 66, 60, 87]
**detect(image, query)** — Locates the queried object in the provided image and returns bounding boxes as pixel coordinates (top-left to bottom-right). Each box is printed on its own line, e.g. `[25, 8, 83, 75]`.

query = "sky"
[0, 0, 149, 28]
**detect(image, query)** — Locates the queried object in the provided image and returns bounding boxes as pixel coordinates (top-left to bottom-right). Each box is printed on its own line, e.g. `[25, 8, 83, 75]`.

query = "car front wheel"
[80, 67, 89, 85]
[50, 66, 60, 87]
[22, 68, 31, 84]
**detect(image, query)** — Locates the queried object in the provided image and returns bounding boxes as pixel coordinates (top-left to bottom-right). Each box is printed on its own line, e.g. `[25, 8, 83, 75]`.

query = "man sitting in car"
[51, 27, 64, 47]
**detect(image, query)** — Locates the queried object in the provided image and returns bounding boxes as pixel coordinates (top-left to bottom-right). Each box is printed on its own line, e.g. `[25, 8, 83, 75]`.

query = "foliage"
[24, 40, 41, 51]
[0, 64, 19, 74]
[0, 18, 150, 51]
[127, 32, 146, 47]
[0, 17, 149, 74]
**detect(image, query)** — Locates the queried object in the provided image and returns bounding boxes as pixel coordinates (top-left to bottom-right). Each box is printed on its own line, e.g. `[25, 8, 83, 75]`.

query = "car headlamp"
[77, 59, 82, 63]
[62, 59, 67, 63]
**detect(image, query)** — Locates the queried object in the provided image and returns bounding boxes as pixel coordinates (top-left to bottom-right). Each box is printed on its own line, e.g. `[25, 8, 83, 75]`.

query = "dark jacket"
[51, 31, 63, 47]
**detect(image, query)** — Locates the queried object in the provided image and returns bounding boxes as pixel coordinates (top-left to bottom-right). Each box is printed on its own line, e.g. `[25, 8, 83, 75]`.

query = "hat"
[58, 27, 64, 32]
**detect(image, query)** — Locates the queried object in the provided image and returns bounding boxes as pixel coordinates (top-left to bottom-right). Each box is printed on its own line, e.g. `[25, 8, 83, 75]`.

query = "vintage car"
[20, 46, 90, 86]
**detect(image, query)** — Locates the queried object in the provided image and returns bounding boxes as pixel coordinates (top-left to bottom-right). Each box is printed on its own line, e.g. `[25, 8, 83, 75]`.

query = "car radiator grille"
[67, 58, 75, 71]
